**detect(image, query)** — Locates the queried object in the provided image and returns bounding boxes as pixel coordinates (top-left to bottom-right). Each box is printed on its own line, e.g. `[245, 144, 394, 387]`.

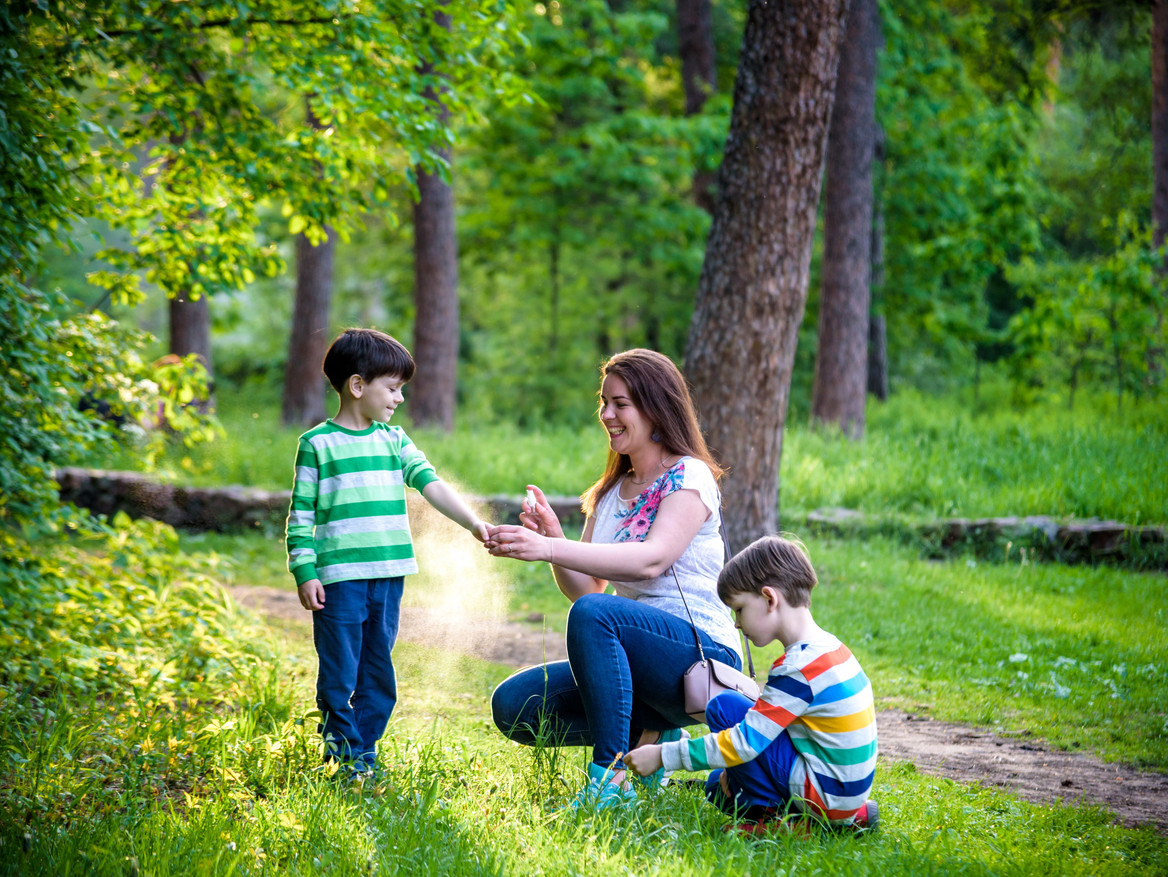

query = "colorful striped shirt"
[286, 419, 440, 586]
[662, 634, 877, 823]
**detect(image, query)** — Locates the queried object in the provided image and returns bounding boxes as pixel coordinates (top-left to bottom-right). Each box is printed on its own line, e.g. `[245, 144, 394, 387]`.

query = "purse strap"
[669, 524, 755, 679]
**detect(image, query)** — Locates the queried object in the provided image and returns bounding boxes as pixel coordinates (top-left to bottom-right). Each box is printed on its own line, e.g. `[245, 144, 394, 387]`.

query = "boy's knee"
[705, 690, 754, 732]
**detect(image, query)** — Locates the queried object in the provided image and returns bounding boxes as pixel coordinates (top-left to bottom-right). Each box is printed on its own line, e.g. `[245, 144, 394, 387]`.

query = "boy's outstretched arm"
[421, 479, 490, 542]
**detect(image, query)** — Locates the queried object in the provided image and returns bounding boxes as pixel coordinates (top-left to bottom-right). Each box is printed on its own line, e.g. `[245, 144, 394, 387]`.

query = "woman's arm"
[487, 488, 710, 590]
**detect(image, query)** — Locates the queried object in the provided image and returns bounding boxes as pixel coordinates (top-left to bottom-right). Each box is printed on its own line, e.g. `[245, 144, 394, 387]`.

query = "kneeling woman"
[485, 348, 742, 809]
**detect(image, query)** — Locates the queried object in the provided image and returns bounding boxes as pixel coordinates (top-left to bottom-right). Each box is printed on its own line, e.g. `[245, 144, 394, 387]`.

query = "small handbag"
[672, 529, 759, 724]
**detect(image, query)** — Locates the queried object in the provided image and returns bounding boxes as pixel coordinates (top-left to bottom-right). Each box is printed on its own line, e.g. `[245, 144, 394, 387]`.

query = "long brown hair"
[581, 349, 724, 517]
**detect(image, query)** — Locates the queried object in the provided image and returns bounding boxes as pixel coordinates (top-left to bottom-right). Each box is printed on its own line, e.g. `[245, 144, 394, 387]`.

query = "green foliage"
[1007, 212, 1167, 408]
[0, 284, 219, 526]
[6, 0, 523, 308]
[456, 0, 721, 422]
[877, 0, 1043, 387]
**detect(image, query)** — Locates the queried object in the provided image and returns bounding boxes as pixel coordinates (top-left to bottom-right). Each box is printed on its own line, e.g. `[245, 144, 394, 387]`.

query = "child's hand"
[623, 744, 664, 778]
[471, 520, 491, 543]
[298, 579, 326, 611]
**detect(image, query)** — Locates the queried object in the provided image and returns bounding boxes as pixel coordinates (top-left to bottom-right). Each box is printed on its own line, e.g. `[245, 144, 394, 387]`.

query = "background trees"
[684, 0, 849, 548]
[6, 0, 1164, 534]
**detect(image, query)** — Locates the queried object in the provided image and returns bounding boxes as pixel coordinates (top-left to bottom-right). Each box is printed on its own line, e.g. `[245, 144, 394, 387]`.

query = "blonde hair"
[717, 535, 818, 608]
[581, 349, 723, 517]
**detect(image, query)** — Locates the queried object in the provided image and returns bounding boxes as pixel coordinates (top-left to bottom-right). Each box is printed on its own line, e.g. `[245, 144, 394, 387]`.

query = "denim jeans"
[490, 592, 742, 769]
[312, 576, 404, 770]
[703, 690, 799, 816]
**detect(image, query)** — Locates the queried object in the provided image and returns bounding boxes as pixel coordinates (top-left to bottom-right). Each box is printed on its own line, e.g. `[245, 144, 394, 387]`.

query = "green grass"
[180, 522, 1168, 771]
[84, 381, 1167, 526]
[5, 626, 1167, 877]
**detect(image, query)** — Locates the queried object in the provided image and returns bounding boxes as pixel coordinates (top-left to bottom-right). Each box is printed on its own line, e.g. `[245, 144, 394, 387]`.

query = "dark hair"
[322, 328, 415, 394]
[581, 348, 723, 517]
[717, 535, 818, 608]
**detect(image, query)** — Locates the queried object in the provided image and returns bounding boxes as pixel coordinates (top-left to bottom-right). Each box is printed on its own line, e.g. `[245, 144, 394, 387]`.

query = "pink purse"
[671, 562, 759, 724]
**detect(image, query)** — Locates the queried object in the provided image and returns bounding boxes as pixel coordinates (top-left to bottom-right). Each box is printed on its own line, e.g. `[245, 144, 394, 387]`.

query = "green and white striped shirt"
[286, 420, 440, 586]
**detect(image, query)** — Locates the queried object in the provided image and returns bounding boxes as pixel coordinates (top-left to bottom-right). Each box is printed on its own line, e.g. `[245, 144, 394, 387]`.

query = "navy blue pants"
[703, 691, 800, 816]
[490, 592, 741, 769]
[312, 576, 404, 770]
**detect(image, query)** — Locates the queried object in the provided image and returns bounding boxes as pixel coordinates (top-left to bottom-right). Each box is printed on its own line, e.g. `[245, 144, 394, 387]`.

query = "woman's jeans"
[703, 691, 799, 817]
[491, 592, 742, 768]
[312, 576, 404, 770]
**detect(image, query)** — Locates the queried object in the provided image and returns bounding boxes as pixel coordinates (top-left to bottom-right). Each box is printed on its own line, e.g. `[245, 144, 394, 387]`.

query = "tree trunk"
[810, 0, 879, 438]
[410, 10, 459, 431]
[684, 0, 849, 548]
[677, 0, 718, 213]
[281, 97, 335, 427]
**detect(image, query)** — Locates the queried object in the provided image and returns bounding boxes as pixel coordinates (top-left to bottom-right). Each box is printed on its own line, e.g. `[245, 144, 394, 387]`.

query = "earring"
[650, 431, 661, 443]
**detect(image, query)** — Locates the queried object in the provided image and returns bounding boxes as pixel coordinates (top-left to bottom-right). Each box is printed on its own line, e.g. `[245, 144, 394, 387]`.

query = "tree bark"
[410, 10, 459, 431]
[677, 0, 718, 212]
[281, 97, 335, 427]
[811, 0, 879, 438]
[684, 0, 849, 548]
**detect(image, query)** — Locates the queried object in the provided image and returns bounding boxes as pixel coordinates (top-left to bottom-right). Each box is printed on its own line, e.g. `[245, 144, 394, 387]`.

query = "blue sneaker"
[570, 762, 638, 811]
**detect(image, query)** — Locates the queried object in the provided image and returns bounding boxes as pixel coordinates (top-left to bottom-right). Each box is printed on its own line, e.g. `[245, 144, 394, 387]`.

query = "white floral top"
[590, 456, 741, 656]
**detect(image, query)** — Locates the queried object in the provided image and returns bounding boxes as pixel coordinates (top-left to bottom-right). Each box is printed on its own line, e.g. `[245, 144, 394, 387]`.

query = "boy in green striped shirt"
[287, 328, 490, 778]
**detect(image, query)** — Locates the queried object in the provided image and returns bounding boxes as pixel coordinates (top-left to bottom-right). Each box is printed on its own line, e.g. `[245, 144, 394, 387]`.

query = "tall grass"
[84, 381, 1166, 524]
[6, 521, 1168, 875]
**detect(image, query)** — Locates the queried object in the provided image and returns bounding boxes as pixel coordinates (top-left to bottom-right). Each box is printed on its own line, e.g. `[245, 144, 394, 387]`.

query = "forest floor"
[232, 585, 1168, 836]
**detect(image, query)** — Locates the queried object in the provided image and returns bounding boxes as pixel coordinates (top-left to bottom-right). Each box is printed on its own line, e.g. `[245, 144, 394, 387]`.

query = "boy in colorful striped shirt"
[624, 535, 878, 833]
[287, 328, 490, 778]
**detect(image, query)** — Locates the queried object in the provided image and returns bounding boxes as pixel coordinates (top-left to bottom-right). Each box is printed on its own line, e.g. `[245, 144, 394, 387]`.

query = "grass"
[19, 382, 1162, 872]
[185, 523, 1168, 771]
[83, 380, 1167, 526]
[4, 622, 1167, 876]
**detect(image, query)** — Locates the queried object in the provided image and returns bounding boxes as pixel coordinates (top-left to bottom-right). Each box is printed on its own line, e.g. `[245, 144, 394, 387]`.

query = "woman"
[485, 349, 743, 809]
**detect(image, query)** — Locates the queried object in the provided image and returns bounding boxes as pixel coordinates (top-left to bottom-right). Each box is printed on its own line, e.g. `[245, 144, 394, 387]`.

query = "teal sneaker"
[570, 762, 638, 811]
[630, 727, 689, 791]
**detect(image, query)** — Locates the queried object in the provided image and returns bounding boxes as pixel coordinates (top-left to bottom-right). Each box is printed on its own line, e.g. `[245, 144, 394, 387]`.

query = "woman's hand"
[519, 484, 564, 539]
[485, 523, 551, 563]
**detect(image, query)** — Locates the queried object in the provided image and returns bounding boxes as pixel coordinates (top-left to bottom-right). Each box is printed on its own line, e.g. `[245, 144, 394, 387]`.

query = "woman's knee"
[490, 677, 534, 743]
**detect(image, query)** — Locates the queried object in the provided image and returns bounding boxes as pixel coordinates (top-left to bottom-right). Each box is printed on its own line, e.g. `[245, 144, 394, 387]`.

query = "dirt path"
[232, 585, 1168, 834]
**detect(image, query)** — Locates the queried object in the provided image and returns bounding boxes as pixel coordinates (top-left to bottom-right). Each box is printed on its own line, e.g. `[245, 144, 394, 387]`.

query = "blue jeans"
[490, 592, 742, 769]
[703, 691, 799, 817]
[312, 576, 404, 770]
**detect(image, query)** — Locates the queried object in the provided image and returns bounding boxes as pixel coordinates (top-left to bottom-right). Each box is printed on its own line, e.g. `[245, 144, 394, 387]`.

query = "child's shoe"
[570, 762, 637, 811]
[724, 811, 814, 839]
[850, 800, 879, 832]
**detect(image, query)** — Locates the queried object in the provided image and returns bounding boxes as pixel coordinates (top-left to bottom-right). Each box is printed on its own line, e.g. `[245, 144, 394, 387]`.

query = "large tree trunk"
[677, 0, 718, 212]
[684, 0, 849, 549]
[410, 9, 459, 431]
[281, 97, 335, 427]
[810, 0, 879, 438]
